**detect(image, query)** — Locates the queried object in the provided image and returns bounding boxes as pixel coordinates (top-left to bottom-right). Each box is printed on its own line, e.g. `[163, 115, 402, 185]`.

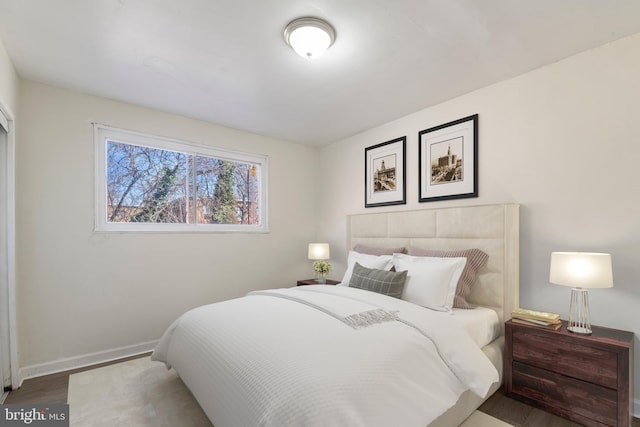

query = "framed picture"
[365, 136, 406, 208]
[419, 114, 478, 203]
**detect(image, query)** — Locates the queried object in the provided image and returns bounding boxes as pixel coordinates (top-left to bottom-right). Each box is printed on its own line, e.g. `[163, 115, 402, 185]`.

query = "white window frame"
[94, 124, 269, 233]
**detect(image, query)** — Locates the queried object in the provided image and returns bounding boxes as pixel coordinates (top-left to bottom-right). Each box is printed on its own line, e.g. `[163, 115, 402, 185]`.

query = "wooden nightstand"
[296, 279, 340, 286]
[504, 319, 633, 427]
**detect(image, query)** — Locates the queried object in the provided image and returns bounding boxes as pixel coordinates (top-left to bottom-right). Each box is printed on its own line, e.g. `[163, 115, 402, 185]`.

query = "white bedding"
[152, 285, 499, 427]
[452, 307, 501, 348]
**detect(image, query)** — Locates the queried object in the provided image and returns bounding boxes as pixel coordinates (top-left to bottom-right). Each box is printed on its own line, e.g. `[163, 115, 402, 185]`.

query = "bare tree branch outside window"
[106, 140, 261, 225]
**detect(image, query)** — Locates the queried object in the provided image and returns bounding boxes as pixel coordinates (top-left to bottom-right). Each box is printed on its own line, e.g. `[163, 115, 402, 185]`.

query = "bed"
[152, 203, 520, 427]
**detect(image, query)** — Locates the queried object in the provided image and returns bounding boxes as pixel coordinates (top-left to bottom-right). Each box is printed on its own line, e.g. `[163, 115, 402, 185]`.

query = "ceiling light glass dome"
[284, 17, 336, 60]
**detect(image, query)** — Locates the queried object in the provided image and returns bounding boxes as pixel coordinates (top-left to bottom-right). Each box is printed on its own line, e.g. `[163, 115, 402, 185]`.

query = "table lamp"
[308, 243, 330, 283]
[549, 252, 613, 334]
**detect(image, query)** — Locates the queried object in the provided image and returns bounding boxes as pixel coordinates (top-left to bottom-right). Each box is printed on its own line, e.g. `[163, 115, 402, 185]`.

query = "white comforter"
[152, 285, 498, 427]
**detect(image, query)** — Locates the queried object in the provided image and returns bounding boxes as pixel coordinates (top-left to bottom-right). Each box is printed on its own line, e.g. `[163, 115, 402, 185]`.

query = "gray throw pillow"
[349, 262, 408, 299]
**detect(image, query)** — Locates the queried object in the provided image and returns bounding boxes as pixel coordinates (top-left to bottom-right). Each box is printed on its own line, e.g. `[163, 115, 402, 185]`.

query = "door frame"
[0, 103, 18, 390]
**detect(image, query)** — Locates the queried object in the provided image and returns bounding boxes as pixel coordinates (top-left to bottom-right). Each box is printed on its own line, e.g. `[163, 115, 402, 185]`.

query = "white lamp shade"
[549, 252, 613, 289]
[308, 243, 330, 260]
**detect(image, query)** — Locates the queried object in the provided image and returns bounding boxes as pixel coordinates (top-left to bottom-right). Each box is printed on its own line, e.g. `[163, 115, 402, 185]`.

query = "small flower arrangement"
[313, 260, 332, 277]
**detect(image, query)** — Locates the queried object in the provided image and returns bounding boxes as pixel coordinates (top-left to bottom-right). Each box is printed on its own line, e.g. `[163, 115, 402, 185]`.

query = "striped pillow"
[406, 248, 489, 309]
[349, 262, 408, 299]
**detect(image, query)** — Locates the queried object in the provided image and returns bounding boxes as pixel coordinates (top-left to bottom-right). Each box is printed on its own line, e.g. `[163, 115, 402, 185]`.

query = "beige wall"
[0, 37, 18, 115]
[319, 32, 640, 406]
[16, 81, 320, 368]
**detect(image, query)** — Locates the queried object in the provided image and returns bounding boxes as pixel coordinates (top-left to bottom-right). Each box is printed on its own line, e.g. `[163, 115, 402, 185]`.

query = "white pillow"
[339, 251, 394, 286]
[393, 253, 467, 312]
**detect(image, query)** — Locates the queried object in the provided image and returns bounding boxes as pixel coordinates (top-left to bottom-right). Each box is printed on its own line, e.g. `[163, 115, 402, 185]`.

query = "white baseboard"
[17, 340, 158, 388]
[635, 398, 640, 419]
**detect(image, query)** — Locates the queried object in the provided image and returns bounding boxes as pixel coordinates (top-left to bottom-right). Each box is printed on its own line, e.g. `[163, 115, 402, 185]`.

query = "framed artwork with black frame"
[419, 114, 478, 203]
[364, 136, 406, 208]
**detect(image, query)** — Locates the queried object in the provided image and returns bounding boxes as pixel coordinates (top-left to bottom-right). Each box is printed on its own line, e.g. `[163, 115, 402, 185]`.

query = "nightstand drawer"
[512, 329, 617, 388]
[512, 361, 617, 426]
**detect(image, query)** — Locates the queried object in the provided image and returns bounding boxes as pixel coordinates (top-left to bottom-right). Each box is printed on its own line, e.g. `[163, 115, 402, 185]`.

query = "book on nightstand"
[511, 317, 562, 330]
[511, 307, 561, 330]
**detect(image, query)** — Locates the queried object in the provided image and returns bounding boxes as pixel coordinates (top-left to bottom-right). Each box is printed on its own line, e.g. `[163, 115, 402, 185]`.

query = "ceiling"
[1, 1, 640, 147]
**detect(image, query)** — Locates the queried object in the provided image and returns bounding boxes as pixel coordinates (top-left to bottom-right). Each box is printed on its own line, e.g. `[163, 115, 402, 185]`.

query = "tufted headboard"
[346, 203, 519, 331]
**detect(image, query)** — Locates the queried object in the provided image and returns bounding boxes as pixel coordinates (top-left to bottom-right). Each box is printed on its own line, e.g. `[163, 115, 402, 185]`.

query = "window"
[94, 125, 268, 232]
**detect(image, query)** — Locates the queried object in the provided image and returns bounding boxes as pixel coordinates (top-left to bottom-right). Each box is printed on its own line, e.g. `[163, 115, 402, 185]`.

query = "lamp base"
[568, 287, 592, 335]
[567, 325, 592, 334]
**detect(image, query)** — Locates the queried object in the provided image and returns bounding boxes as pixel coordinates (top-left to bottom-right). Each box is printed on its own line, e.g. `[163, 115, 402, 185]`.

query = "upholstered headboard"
[346, 203, 519, 331]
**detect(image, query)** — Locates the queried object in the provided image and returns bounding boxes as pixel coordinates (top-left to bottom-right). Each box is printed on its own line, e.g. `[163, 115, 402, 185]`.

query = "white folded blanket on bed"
[153, 285, 499, 427]
[248, 288, 399, 328]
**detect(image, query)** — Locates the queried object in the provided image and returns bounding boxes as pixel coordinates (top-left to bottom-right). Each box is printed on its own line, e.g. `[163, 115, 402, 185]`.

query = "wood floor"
[4, 355, 639, 427]
[479, 389, 640, 427]
[3, 353, 150, 406]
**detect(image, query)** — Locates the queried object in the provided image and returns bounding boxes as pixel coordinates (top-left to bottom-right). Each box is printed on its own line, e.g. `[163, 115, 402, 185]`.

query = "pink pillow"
[406, 247, 488, 309]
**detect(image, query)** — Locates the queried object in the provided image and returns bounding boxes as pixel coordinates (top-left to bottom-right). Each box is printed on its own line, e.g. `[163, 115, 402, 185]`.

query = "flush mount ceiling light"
[283, 17, 336, 60]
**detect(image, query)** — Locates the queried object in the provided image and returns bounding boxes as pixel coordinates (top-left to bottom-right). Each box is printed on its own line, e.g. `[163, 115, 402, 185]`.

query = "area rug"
[459, 410, 514, 427]
[68, 356, 513, 426]
[68, 356, 212, 426]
